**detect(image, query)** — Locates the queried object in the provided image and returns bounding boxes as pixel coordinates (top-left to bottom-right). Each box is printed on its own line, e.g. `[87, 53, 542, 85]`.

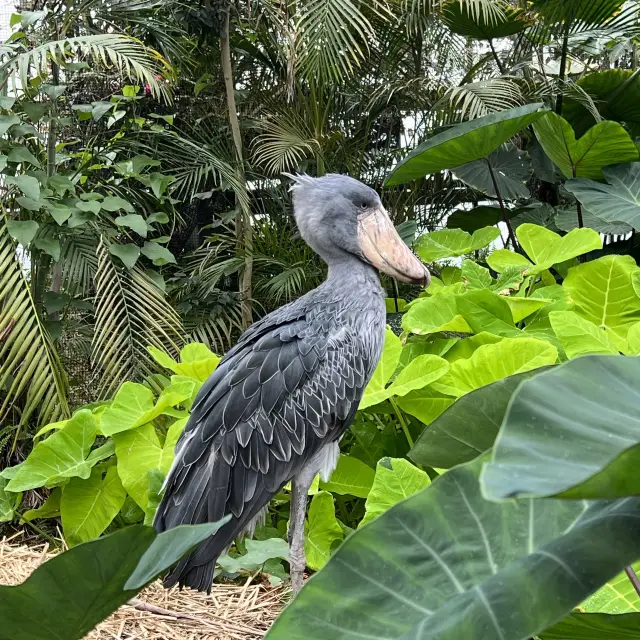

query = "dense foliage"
[4, 0, 640, 638]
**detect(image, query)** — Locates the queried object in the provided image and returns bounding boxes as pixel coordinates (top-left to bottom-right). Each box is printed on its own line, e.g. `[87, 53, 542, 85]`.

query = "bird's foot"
[290, 545, 306, 595]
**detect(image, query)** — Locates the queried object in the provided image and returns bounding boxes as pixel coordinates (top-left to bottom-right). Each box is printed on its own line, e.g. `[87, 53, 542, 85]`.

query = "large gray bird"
[154, 174, 430, 594]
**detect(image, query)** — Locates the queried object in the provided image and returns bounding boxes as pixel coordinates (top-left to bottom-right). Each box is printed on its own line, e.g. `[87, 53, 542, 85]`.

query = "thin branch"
[625, 567, 640, 599]
[488, 39, 504, 74]
[555, 19, 571, 114]
[485, 158, 518, 251]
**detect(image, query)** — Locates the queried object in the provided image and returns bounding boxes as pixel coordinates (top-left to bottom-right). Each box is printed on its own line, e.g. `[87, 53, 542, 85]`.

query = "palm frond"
[0, 214, 69, 432]
[1, 34, 172, 102]
[405, 0, 507, 35]
[252, 113, 321, 175]
[60, 233, 98, 296]
[294, 0, 378, 83]
[437, 77, 525, 121]
[92, 238, 185, 398]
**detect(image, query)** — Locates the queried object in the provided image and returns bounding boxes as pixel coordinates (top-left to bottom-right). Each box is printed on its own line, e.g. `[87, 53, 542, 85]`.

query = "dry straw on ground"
[0, 531, 287, 639]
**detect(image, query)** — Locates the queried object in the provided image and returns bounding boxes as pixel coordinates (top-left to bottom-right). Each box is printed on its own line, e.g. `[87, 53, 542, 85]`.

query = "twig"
[127, 598, 197, 620]
[485, 158, 519, 251]
[625, 566, 640, 598]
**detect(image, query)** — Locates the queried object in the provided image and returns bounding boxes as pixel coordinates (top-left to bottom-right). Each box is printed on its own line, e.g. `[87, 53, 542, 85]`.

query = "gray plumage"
[154, 174, 427, 592]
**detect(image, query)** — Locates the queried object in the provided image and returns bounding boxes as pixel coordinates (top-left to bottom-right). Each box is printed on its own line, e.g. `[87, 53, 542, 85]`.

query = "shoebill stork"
[154, 174, 430, 594]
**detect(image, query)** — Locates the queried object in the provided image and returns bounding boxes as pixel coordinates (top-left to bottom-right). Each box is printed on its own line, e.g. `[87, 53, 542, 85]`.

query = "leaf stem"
[485, 158, 518, 251]
[390, 398, 414, 449]
[488, 39, 505, 74]
[625, 566, 640, 598]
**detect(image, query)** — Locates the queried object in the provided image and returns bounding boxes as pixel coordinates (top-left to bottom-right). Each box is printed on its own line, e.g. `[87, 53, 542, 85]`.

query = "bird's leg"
[289, 469, 314, 595]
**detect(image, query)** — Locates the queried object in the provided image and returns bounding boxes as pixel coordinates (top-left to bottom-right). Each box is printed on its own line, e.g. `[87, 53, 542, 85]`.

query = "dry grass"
[0, 531, 288, 639]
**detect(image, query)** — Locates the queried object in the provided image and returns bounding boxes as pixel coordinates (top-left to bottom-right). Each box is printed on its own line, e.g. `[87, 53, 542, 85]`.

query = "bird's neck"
[325, 253, 383, 295]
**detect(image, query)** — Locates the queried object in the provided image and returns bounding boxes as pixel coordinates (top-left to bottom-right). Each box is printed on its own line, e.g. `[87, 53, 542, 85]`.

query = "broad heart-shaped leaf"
[409, 369, 549, 470]
[6, 220, 39, 247]
[360, 328, 401, 409]
[360, 355, 450, 409]
[532, 113, 638, 180]
[304, 491, 343, 571]
[563, 68, 640, 138]
[564, 255, 640, 348]
[482, 355, 640, 500]
[115, 214, 148, 238]
[266, 456, 640, 640]
[386, 104, 547, 185]
[100, 196, 134, 212]
[487, 249, 532, 273]
[108, 242, 140, 269]
[6, 411, 98, 492]
[565, 163, 640, 230]
[217, 537, 289, 575]
[442, 1, 532, 38]
[141, 240, 176, 265]
[396, 387, 455, 427]
[456, 289, 521, 337]
[461, 259, 492, 289]
[359, 457, 430, 528]
[113, 420, 187, 511]
[549, 311, 620, 358]
[402, 293, 472, 335]
[447, 205, 519, 233]
[0, 477, 20, 523]
[541, 613, 640, 639]
[319, 454, 375, 498]
[60, 466, 127, 547]
[453, 144, 532, 200]
[415, 227, 499, 262]
[100, 380, 194, 436]
[516, 223, 602, 275]
[0, 114, 19, 136]
[554, 205, 632, 236]
[0, 523, 223, 640]
[175, 343, 220, 381]
[22, 488, 61, 522]
[431, 336, 557, 397]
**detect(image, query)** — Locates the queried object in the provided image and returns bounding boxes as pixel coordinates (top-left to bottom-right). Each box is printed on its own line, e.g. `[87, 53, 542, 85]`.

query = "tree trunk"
[221, 8, 252, 329]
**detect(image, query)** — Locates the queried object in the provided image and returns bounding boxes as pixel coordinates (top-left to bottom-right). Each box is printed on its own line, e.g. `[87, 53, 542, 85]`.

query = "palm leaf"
[405, 0, 507, 34]
[60, 233, 99, 296]
[0, 214, 69, 434]
[1, 34, 171, 101]
[92, 238, 185, 398]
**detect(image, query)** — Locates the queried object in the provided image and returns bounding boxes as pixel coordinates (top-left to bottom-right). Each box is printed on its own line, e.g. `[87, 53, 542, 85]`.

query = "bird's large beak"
[357, 206, 430, 287]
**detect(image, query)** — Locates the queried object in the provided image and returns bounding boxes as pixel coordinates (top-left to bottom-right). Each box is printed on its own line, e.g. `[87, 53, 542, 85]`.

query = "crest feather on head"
[282, 172, 316, 191]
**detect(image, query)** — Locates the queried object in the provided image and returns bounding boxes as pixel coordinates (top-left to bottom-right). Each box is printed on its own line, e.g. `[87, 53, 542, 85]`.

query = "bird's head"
[285, 173, 430, 287]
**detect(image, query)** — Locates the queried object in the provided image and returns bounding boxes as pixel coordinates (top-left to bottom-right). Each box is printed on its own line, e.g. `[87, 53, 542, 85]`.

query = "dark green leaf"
[453, 144, 532, 200]
[442, 1, 533, 38]
[482, 355, 640, 499]
[115, 214, 148, 238]
[43, 292, 70, 314]
[7, 146, 41, 167]
[409, 368, 551, 469]
[21, 102, 48, 122]
[34, 235, 61, 261]
[12, 174, 40, 200]
[6, 220, 39, 246]
[46, 203, 73, 225]
[565, 163, 640, 230]
[141, 241, 176, 265]
[447, 205, 518, 233]
[109, 243, 141, 269]
[41, 84, 67, 100]
[0, 114, 19, 136]
[385, 104, 548, 185]
[554, 206, 632, 235]
[101, 196, 134, 213]
[266, 457, 640, 640]
[540, 613, 640, 639]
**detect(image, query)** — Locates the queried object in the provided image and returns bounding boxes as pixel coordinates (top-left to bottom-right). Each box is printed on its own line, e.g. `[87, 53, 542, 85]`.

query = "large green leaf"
[453, 144, 532, 200]
[304, 491, 343, 571]
[402, 293, 472, 335]
[359, 355, 450, 409]
[532, 113, 638, 180]
[0, 477, 20, 523]
[563, 69, 640, 137]
[113, 419, 186, 511]
[549, 311, 620, 358]
[149, 343, 221, 382]
[100, 380, 194, 436]
[431, 336, 558, 397]
[415, 227, 500, 262]
[0, 522, 224, 640]
[6, 411, 98, 492]
[385, 104, 548, 185]
[582, 562, 640, 614]
[516, 223, 602, 275]
[266, 457, 640, 640]
[456, 289, 521, 337]
[447, 205, 519, 233]
[319, 454, 375, 498]
[409, 369, 549, 470]
[565, 163, 640, 230]
[563, 255, 640, 348]
[442, 2, 533, 39]
[359, 457, 430, 528]
[360, 329, 401, 408]
[541, 613, 640, 639]
[482, 355, 640, 500]
[61, 466, 127, 547]
[395, 387, 455, 428]
[554, 206, 632, 236]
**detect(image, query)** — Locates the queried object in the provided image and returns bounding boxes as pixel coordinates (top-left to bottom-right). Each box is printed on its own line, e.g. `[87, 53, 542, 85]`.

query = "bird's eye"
[359, 202, 369, 210]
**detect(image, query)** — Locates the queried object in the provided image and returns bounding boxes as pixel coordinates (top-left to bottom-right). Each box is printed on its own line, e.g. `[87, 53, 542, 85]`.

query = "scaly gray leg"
[289, 468, 315, 595]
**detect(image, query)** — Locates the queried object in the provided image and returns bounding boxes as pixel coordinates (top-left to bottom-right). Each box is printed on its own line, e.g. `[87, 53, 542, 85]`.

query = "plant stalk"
[626, 566, 640, 598]
[390, 398, 414, 449]
[555, 19, 571, 114]
[485, 158, 518, 250]
[221, 8, 252, 328]
[488, 39, 505, 74]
